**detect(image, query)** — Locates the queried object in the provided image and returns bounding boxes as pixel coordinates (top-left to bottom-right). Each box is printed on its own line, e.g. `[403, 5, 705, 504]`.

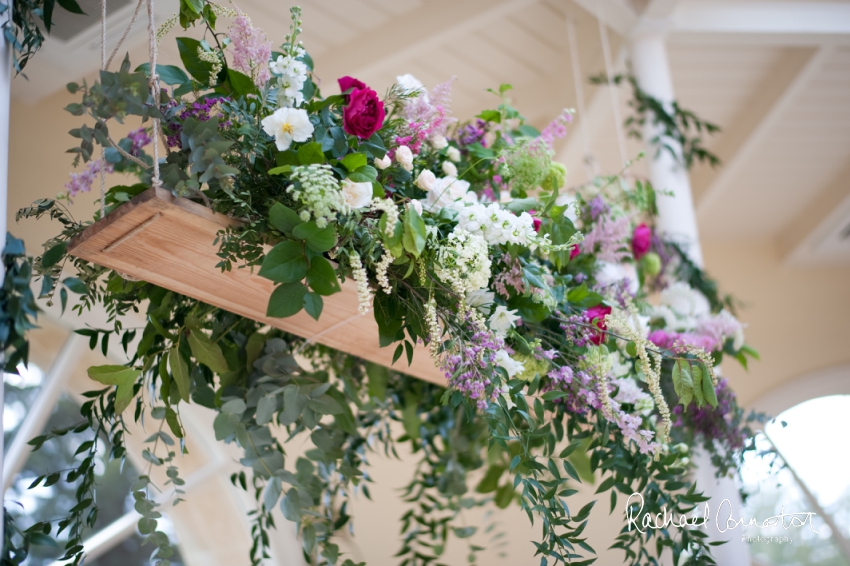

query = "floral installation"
[8, 4, 765, 566]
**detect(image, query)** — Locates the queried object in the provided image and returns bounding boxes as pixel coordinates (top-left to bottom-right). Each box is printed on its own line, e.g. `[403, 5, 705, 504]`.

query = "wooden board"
[67, 187, 445, 385]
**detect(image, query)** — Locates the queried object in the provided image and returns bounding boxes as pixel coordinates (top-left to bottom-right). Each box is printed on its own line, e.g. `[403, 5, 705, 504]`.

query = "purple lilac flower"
[127, 127, 152, 156]
[65, 158, 114, 198]
[458, 119, 487, 146]
[673, 379, 745, 449]
[439, 317, 506, 410]
[228, 13, 272, 88]
[587, 195, 609, 220]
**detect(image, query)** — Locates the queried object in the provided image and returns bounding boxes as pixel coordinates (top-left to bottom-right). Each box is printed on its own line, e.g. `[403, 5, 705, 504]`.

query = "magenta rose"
[338, 76, 367, 101]
[632, 223, 652, 260]
[585, 304, 612, 345]
[343, 87, 386, 139]
[570, 243, 580, 260]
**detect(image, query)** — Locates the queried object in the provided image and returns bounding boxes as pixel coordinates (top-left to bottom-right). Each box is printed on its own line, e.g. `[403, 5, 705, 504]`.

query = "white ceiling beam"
[570, 0, 639, 36]
[669, 1, 850, 44]
[313, 0, 538, 87]
[696, 46, 835, 217]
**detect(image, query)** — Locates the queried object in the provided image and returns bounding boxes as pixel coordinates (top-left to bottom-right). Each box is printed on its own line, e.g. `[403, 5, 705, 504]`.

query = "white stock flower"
[489, 305, 520, 336]
[430, 134, 448, 149]
[423, 176, 473, 212]
[612, 377, 650, 405]
[434, 229, 491, 294]
[441, 161, 458, 177]
[494, 349, 525, 377]
[395, 145, 414, 172]
[414, 169, 437, 192]
[261, 107, 314, 151]
[374, 154, 392, 170]
[270, 55, 308, 107]
[447, 146, 461, 162]
[341, 179, 373, 209]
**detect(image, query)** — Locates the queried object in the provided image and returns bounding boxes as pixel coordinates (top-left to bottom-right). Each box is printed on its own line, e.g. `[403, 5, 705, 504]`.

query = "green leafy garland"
[3, 3, 770, 565]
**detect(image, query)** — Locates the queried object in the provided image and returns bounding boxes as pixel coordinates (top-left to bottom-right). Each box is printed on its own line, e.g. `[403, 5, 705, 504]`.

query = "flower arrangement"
[11, 3, 764, 566]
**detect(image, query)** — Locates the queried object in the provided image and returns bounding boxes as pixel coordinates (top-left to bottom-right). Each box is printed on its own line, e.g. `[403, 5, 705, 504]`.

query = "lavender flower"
[65, 158, 113, 198]
[126, 127, 152, 156]
[539, 109, 573, 148]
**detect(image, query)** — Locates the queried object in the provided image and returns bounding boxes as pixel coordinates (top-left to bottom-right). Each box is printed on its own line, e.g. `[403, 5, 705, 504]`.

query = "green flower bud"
[542, 162, 567, 192]
[641, 251, 662, 276]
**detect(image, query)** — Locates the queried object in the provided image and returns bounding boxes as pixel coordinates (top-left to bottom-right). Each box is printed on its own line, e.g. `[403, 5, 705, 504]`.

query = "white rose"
[466, 289, 495, 310]
[374, 154, 392, 170]
[395, 145, 414, 172]
[341, 179, 373, 209]
[414, 169, 437, 192]
[447, 146, 461, 162]
[493, 349, 524, 377]
[261, 107, 314, 151]
[430, 134, 448, 149]
[489, 306, 520, 336]
[442, 161, 458, 177]
[408, 200, 423, 215]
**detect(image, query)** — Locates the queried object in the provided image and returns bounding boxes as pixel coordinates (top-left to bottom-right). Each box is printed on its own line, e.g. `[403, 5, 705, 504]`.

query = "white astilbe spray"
[350, 253, 372, 315]
[371, 198, 399, 237]
[287, 164, 346, 228]
[425, 293, 442, 359]
[375, 247, 394, 294]
[197, 48, 223, 88]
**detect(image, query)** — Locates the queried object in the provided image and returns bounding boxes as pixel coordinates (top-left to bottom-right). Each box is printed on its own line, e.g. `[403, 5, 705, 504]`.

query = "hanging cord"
[594, 2, 629, 169]
[565, 15, 598, 182]
[146, 0, 163, 189]
[99, 0, 107, 218]
[106, 0, 144, 70]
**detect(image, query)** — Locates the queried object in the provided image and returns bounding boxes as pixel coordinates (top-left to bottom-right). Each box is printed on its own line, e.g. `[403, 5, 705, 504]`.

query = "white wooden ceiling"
[12, 0, 850, 265]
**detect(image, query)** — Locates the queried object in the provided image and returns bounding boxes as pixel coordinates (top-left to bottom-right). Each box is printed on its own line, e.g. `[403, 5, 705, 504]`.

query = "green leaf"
[226, 68, 258, 97]
[259, 241, 308, 284]
[268, 203, 302, 237]
[87, 365, 139, 414]
[281, 489, 302, 522]
[297, 142, 326, 165]
[379, 213, 404, 258]
[165, 407, 183, 438]
[135, 63, 188, 86]
[306, 256, 340, 296]
[541, 391, 568, 401]
[176, 37, 214, 85]
[340, 152, 367, 172]
[42, 241, 67, 268]
[365, 363, 388, 400]
[674, 359, 694, 407]
[187, 329, 229, 374]
[169, 348, 191, 403]
[402, 207, 426, 258]
[62, 277, 88, 294]
[292, 222, 337, 253]
[494, 483, 514, 509]
[256, 395, 277, 425]
[308, 395, 343, 415]
[476, 465, 504, 494]
[267, 282, 308, 318]
[691, 362, 705, 407]
[303, 292, 324, 320]
[29, 533, 59, 548]
[477, 109, 501, 123]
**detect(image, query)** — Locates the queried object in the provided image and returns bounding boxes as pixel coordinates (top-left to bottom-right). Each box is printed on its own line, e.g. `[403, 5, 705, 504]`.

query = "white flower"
[374, 154, 392, 170]
[661, 282, 710, 319]
[423, 176, 472, 212]
[442, 161, 458, 177]
[430, 134, 448, 149]
[447, 146, 461, 162]
[408, 200, 423, 215]
[414, 169, 437, 192]
[555, 193, 578, 223]
[341, 179, 373, 209]
[466, 289, 495, 310]
[612, 377, 650, 405]
[609, 351, 631, 377]
[261, 108, 314, 151]
[494, 349, 525, 377]
[270, 55, 309, 108]
[596, 262, 639, 295]
[489, 306, 520, 336]
[395, 145, 414, 172]
[396, 74, 425, 98]
[434, 229, 491, 294]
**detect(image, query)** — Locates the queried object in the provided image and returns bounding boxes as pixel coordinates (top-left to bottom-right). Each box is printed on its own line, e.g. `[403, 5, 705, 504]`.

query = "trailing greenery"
[1, 0, 85, 74]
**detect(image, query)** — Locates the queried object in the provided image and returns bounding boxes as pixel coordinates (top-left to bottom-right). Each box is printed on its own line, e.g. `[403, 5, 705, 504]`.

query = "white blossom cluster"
[455, 202, 537, 247]
[370, 198, 400, 237]
[375, 247, 394, 294]
[287, 164, 346, 228]
[270, 49, 308, 107]
[349, 253, 372, 315]
[434, 228, 491, 295]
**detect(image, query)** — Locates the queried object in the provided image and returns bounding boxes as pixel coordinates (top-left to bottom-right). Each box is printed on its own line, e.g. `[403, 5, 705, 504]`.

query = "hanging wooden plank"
[67, 187, 445, 385]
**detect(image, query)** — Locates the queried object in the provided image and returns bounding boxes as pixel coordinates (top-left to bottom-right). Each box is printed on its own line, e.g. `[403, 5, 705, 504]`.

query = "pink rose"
[632, 223, 652, 260]
[529, 209, 541, 232]
[585, 304, 612, 345]
[343, 87, 386, 139]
